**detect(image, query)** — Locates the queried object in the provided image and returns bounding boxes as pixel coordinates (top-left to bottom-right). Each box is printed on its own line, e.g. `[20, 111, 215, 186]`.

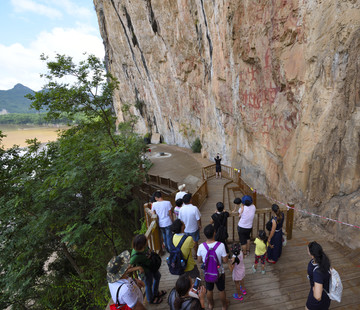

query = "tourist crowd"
[106, 184, 332, 310]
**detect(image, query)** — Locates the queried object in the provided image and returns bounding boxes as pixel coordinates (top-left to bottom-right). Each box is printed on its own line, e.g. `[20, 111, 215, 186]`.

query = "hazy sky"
[0, 0, 104, 91]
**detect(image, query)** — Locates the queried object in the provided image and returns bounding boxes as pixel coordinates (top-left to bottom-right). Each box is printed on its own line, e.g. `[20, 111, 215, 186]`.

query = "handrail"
[227, 207, 291, 242]
[147, 174, 178, 191]
[192, 180, 208, 210]
[143, 204, 162, 253]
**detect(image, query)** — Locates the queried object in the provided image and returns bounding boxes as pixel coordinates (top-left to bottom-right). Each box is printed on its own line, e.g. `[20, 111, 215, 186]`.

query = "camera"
[193, 277, 201, 291]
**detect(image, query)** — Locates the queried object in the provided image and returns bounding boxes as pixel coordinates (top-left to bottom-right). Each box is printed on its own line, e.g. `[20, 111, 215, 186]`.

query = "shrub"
[191, 138, 202, 153]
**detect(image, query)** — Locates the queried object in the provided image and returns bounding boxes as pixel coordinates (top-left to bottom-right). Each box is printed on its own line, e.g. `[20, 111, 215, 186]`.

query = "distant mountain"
[0, 83, 36, 113]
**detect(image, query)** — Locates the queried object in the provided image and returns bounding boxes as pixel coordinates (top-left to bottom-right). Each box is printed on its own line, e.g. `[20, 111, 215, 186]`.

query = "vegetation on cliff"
[0, 54, 147, 309]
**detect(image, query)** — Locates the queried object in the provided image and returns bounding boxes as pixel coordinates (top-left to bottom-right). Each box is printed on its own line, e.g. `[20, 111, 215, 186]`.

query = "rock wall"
[94, 0, 360, 249]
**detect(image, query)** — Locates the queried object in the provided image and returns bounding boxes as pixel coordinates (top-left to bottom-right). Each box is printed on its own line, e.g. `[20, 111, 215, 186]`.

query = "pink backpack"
[203, 242, 221, 283]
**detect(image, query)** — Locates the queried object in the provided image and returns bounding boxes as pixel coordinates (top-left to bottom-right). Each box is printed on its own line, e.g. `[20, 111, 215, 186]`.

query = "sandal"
[157, 290, 166, 298]
[151, 296, 163, 304]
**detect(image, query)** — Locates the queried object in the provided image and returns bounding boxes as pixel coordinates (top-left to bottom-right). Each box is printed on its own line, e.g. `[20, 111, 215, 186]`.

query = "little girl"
[252, 230, 268, 275]
[228, 243, 246, 301]
[174, 198, 183, 219]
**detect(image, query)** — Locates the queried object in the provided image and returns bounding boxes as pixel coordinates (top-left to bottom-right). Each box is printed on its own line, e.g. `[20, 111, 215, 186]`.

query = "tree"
[0, 54, 147, 309]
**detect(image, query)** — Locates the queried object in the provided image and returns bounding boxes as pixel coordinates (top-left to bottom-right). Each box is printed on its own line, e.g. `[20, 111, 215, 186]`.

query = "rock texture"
[94, 0, 360, 249]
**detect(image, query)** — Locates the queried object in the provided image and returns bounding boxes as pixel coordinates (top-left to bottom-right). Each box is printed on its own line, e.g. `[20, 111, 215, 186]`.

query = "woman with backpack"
[168, 274, 206, 310]
[130, 234, 166, 304]
[210, 202, 230, 253]
[306, 241, 331, 310]
[266, 204, 285, 264]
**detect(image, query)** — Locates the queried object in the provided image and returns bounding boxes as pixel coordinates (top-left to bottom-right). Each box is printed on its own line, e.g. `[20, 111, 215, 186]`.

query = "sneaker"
[261, 270, 266, 275]
[240, 286, 247, 295]
[251, 265, 257, 273]
[232, 293, 243, 301]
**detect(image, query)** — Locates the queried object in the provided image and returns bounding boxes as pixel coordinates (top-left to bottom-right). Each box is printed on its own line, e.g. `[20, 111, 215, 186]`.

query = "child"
[174, 198, 183, 219]
[252, 230, 268, 275]
[228, 243, 246, 301]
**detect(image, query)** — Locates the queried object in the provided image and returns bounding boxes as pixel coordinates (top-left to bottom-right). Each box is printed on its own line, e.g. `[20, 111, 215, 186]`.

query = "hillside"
[0, 83, 35, 113]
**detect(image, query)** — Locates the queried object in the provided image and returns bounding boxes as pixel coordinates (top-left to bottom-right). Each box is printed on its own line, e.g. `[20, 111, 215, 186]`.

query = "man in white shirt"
[152, 191, 173, 252]
[107, 250, 146, 310]
[197, 224, 228, 310]
[179, 193, 201, 257]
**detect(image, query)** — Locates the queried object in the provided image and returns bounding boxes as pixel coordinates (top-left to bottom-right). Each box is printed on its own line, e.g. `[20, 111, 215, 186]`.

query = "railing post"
[286, 203, 294, 240]
[152, 215, 162, 253]
[253, 189, 257, 207]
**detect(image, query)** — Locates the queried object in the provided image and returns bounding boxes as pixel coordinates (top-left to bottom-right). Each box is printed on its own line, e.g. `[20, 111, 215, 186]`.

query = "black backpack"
[132, 250, 162, 272]
[167, 235, 190, 275]
[213, 213, 228, 241]
[266, 218, 274, 232]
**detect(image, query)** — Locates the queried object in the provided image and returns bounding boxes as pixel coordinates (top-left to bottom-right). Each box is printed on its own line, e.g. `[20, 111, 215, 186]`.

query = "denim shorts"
[185, 229, 200, 242]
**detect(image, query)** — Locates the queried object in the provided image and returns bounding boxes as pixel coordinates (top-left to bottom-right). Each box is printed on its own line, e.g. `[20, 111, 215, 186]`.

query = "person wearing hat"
[236, 195, 256, 257]
[175, 184, 187, 201]
[107, 250, 146, 310]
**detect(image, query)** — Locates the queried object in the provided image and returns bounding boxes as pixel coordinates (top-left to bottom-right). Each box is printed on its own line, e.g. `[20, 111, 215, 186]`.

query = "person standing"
[305, 241, 331, 310]
[152, 191, 173, 252]
[267, 204, 284, 264]
[197, 224, 228, 310]
[237, 195, 256, 257]
[171, 219, 200, 279]
[175, 184, 187, 201]
[179, 193, 202, 258]
[210, 202, 230, 253]
[107, 251, 146, 310]
[252, 230, 268, 274]
[174, 198, 183, 220]
[214, 153, 222, 179]
[228, 243, 246, 301]
[130, 234, 165, 304]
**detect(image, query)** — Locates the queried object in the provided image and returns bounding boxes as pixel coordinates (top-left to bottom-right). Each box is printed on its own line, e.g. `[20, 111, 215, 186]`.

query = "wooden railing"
[204, 164, 257, 207]
[202, 163, 240, 182]
[192, 180, 208, 209]
[227, 206, 294, 242]
[143, 203, 162, 253]
[147, 174, 178, 191]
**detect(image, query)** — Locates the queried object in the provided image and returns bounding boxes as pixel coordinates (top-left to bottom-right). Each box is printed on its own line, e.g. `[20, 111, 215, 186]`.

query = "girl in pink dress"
[228, 243, 246, 301]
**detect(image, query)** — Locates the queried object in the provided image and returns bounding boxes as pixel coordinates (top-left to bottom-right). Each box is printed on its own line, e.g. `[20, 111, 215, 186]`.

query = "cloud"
[54, 0, 93, 18]
[11, 0, 62, 19]
[0, 26, 104, 91]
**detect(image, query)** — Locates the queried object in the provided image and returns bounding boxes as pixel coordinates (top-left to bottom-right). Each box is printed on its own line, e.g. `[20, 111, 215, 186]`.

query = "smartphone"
[193, 277, 201, 291]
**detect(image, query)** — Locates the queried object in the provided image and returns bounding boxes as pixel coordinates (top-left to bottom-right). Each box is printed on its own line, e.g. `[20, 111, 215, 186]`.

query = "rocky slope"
[94, 0, 360, 248]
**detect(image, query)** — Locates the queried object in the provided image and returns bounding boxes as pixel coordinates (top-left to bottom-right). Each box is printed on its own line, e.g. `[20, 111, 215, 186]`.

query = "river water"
[0, 125, 69, 149]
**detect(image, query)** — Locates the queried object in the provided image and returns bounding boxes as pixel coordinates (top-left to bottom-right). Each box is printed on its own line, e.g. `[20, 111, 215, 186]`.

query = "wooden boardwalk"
[148, 178, 360, 310]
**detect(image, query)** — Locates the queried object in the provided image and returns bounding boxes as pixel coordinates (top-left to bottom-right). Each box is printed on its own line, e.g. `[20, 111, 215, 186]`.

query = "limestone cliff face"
[94, 0, 360, 248]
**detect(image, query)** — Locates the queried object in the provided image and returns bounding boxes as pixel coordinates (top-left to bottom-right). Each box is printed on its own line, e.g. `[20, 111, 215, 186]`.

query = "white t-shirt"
[197, 241, 227, 274]
[179, 204, 201, 233]
[238, 204, 256, 228]
[152, 200, 173, 228]
[175, 191, 187, 201]
[174, 206, 181, 219]
[108, 278, 143, 309]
